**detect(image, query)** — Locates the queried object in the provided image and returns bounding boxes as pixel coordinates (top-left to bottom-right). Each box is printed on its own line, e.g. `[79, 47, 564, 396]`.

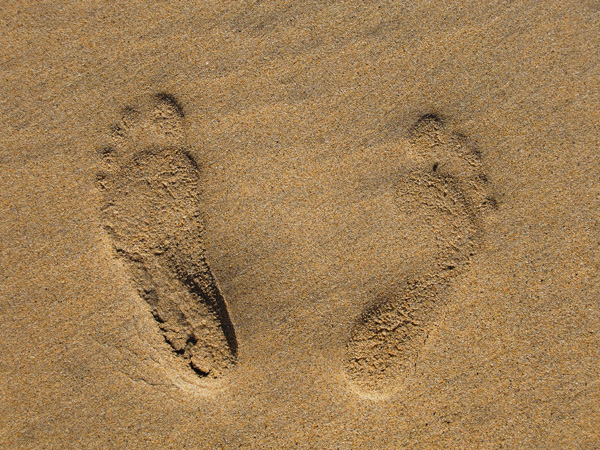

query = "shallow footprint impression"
[344, 114, 496, 399]
[96, 94, 237, 379]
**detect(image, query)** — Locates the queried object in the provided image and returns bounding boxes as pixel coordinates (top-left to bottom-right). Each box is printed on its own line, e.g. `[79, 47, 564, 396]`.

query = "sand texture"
[1, 1, 599, 449]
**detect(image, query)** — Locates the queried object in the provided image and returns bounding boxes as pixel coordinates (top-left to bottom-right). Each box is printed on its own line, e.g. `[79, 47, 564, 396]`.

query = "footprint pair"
[96, 94, 495, 399]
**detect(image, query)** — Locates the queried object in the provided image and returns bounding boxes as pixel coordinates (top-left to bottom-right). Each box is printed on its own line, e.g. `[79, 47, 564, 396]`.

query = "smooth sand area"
[1, 1, 599, 448]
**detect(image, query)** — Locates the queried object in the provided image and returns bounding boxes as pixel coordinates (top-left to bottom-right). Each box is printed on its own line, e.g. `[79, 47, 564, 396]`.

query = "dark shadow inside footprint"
[179, 271, 238, 358]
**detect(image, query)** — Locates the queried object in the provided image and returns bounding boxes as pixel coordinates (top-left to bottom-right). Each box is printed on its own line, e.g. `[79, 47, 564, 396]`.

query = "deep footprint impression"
[345, 114, 496, 398]
[97, 94, 237, 378]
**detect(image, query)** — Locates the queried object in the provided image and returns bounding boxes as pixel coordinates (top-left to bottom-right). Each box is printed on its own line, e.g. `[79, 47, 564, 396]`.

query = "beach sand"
[1, 1, 599, 448]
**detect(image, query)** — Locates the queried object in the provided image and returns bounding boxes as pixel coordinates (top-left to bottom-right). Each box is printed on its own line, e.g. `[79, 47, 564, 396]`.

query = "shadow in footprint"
[344, 114, 497, 399]
[96, 93, 237, 379]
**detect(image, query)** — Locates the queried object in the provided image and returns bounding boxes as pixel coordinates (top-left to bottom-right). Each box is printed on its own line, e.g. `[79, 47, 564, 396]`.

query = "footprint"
[96, 93, 237, 378]
[344, 114, 496, 399]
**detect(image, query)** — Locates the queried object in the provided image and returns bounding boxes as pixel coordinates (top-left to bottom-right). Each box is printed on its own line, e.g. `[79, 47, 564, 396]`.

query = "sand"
[1, 1, 599, 448]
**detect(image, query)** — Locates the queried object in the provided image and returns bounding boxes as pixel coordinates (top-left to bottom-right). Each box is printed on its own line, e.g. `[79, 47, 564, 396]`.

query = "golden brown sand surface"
[1, 1, 599, 448]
